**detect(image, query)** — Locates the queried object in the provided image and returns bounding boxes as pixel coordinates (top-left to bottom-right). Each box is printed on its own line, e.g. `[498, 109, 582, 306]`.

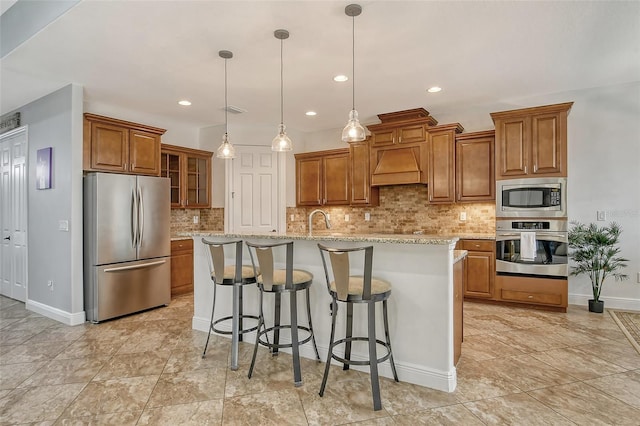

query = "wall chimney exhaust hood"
[367, 108, 436, 186]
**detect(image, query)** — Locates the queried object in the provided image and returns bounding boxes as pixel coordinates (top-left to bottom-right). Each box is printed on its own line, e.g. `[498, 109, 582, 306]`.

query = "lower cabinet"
[170, 239, 194, 296]
[456, 239, 495, 299]
[496, 275, 568, 311]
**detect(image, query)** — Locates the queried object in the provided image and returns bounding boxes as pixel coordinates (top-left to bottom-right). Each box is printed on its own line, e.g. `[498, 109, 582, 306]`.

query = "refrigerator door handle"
[131, 188, 138, 248]
[138, 186, 144, 247]
[103, 259, 167, 273]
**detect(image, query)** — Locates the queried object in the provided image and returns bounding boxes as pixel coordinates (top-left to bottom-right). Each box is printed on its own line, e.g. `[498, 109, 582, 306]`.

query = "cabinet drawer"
[171, 239, 193, 254]
[501, 289, 563, 306]
[458, 240, 494, 252]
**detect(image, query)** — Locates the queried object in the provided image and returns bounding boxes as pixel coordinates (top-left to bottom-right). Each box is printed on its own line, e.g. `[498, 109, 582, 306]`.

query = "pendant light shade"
[342, 4, 366, 143]
[216, 50, 235, 159]
[272, 29, 292, 152]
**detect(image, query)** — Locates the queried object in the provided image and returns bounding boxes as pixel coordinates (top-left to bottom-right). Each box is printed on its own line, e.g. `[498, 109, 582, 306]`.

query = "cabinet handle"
[398, 136, 402, 144]
[131, 163, 135, 170]
[524, 165, 527, 174]
[527, 295, 534, 299]
[124, 163, 128, 171]
[533, 164, 538, 173]
[392, 136, 396, 144]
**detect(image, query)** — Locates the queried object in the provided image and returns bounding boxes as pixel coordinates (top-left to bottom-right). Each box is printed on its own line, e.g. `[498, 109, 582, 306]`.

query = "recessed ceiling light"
[333, 75, 348, 82]
[427, 86, 442, 93]
[305, 111, 317, 116]
[178, 100, 192, 106]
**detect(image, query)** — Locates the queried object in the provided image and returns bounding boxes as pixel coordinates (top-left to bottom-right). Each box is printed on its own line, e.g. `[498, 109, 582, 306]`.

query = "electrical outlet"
[290, 214, 294, 222]
[364, 212, 371, 221]
[47, 280, 53, 291]
[344, 214, 350, 222]
[193, 216, 199, 224]
[597, 211, 606, 221]
[459, 212, 467, 221]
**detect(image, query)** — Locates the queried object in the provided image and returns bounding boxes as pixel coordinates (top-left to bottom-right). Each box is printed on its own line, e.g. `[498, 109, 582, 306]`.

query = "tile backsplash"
[171, 185, 495, 236]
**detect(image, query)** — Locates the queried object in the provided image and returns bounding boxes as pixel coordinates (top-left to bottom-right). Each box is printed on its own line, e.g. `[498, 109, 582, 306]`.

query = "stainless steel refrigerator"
[84, 172, 171, 322]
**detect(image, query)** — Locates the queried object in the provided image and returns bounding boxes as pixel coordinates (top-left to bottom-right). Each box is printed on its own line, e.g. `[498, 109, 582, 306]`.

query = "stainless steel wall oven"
[496, 219, 568, 279]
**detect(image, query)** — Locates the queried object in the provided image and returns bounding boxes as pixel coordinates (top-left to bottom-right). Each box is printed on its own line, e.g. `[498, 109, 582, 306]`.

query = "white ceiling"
[2, 0, 639, 133]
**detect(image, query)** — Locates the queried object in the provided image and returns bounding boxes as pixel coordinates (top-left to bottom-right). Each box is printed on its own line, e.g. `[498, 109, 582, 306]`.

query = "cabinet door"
[398, 124, 427, 144]
[371, 128, 395, 147]
[428, 130, 455, 203]
[456, 135, 495, 202]
[170, 239, 193, 296]
[185, 155, 210, 208]
[161, 151, 182, 207]
[323, 152, 350, 205]
[531, 112, 565, 176]
[129, 129, 160, 176]
[496, 116, 529, 179]
[349, 141, 378, 206]
[296, 156, 322, 206]
[90, 122, 129, 172]
[463, 245, 495, 299]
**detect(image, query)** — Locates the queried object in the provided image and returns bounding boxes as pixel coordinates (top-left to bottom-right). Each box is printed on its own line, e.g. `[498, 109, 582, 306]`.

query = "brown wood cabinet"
[161, 144, 212, 209]
[295, 149, 349, 206]
[455, 130, 495, 202]
[456, 239, 495, 299]
[496, 274, 568, 312]
[170, 239, 194, 296]
[83, 113, 165, 176]
[491, 102, 572, 180]
[367, 108, 437, 187]
[427, 123, 464, 204]
[453, 254, 465, 365]
[349, 140, 379, 206]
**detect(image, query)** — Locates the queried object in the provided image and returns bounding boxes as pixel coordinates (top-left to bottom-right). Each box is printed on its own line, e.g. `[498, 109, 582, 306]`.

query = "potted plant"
[568, 221, 629, 313]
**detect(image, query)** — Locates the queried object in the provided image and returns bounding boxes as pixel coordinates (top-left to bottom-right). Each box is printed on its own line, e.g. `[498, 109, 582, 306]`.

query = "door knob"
[3, 236, 9, 241]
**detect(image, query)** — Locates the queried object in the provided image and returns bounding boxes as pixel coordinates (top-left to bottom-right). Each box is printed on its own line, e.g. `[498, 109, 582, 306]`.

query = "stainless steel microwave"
[496, 177, 567, 218]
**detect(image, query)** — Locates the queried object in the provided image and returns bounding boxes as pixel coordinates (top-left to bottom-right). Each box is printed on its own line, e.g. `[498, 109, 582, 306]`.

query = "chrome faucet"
[308, 209, 331, 235]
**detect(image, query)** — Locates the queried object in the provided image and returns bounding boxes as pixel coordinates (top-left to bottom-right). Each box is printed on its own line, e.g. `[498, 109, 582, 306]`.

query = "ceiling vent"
[223, 105, 246, 114]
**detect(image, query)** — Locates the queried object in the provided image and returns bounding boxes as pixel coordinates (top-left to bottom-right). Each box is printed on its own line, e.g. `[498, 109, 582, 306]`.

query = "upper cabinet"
[367, 108, 438, 186]
[427, 123, 464, 203]
[455, 130, 495, 202]
[83, 113, 166, 176]
[161, 144, 212, 209]
[350, 139, 379, 206]
[491, 102, 572, 180]
[296, 149, 349, 206]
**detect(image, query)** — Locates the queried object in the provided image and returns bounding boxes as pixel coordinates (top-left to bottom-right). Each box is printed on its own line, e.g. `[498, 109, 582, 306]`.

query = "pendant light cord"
[351, 14, 355, 111]
[224, 57, 228, 135]
[280, 38, 284, 125]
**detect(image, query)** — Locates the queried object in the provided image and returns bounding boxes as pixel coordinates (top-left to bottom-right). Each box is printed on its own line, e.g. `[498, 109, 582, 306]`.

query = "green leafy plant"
[568, 221, 629, 302]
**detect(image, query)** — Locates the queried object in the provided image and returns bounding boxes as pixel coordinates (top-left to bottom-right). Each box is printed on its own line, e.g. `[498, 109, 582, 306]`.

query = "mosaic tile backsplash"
[171, 185, 495, 236]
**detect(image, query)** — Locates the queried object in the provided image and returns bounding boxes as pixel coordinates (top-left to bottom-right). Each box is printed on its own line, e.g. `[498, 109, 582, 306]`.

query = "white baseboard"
[26, 299, 86, 326]
[568, 294, 640, 311]
[193, 315, 457, 392]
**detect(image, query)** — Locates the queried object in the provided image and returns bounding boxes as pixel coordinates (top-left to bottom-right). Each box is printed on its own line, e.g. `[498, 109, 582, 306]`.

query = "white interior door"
[0, 126, 28, 302]
[229, 145, 280, 234]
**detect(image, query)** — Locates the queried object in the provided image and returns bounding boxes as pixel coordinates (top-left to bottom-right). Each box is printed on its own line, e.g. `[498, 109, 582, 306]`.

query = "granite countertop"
[453, 250, 468, 263]
[175, 230, 496, 246]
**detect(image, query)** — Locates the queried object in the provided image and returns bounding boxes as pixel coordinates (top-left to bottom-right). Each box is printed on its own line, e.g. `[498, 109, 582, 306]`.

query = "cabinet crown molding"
[367, 108, 438, 131]
[428, 123, 464, 134]
[84, 113, 167, 135]
[489, 102, 573, 122]
[455, 129, 495, 141]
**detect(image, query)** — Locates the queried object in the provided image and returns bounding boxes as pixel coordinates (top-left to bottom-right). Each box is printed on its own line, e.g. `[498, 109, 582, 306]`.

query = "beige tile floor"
[1, 294, 639, 425]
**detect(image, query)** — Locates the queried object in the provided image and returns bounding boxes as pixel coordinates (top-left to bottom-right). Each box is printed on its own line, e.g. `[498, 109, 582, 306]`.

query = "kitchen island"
[184, 231, 466, 392]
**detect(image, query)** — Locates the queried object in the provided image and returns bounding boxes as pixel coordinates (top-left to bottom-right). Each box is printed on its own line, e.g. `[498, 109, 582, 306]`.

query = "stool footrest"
[211, 314, 260, 336]
[258, 325, 314, 349]
[330, 336, 393, 366]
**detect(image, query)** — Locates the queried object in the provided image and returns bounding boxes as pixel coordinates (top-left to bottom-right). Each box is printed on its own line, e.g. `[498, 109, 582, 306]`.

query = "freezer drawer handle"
[104, 260, 166, 273]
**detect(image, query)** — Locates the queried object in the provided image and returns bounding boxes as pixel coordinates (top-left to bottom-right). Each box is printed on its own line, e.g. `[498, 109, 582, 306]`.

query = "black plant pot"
[588, 299, 604, 313]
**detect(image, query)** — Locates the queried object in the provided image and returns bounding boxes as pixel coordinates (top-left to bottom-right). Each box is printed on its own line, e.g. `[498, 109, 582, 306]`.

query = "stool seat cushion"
[330, 275, 391, 296]
[211, 265, 257, 281]
[257, 269, 313, 286]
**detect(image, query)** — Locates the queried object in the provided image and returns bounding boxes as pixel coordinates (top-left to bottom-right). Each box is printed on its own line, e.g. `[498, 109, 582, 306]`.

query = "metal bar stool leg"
[248, 290, 265, 379]
[202, 277, 219, 358]
[368, 301, 382, 411]
[306, 287, 321, 361]
[319, 299, 339, 396]
[290, 290, 302, 387]
[273, 292, 281, 356]
[383, 299, 399, 382]
[230, 283, 240, 371]
[238, 285, 244, 342]
[343, 302, 354, 370]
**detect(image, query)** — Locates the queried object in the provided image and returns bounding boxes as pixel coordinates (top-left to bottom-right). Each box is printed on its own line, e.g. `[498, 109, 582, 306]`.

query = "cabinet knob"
[527, 295, 534, 299]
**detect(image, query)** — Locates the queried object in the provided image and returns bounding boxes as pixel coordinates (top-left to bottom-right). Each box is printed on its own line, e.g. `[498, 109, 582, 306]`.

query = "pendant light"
[216, 50, 235, 159]
[341, 3, 366, 143]
[272, 29, 293, 152]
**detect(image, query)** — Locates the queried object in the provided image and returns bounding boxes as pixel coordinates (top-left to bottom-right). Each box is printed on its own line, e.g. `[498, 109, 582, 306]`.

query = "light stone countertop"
[453, 250, 468, 263]
[175, 231, 494, 245]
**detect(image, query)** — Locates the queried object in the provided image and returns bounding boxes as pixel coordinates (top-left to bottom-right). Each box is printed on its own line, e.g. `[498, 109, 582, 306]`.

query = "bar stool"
[201, 238, 259, 370]
[317, 243, 399, 411]
[245, 240, 320, 386]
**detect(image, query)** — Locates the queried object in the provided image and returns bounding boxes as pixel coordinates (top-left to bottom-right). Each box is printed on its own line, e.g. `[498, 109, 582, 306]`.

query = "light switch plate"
[597, 211, 606, 221]
[58, 220, 69, 231]
[364, 212, 371, 221]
